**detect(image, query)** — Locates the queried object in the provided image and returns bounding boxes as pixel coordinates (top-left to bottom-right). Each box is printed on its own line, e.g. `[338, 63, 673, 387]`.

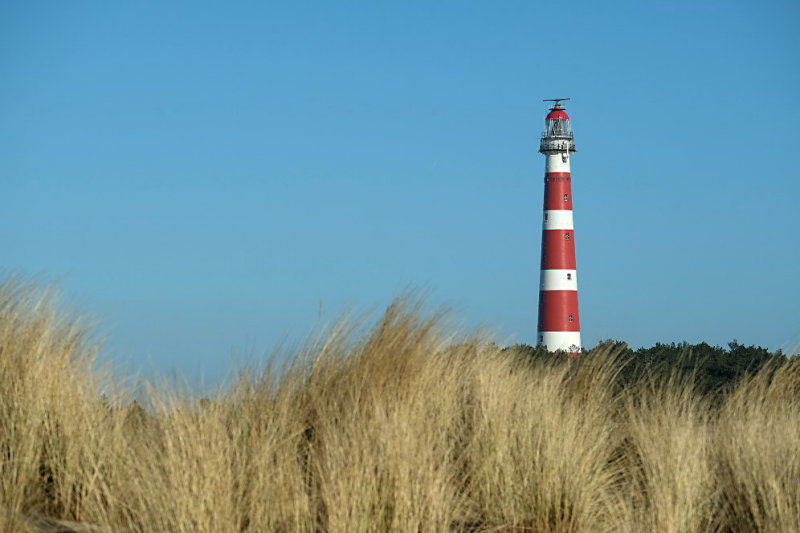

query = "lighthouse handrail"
[539, 136, 576, 153]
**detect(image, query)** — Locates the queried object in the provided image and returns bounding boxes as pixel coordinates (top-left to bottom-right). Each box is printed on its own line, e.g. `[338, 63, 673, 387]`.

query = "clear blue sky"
[2, 1, 799, 385]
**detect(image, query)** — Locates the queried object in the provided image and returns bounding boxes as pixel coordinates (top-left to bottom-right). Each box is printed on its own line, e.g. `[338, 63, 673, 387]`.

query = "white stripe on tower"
[545, 153, 570, 173]
[540, 269, 578, 291]
[543, 210, 573, 230]
[540, 331, 582, 350]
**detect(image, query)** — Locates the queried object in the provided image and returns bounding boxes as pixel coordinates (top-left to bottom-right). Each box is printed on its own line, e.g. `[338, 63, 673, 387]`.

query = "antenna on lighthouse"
[543, 97, 570, 107]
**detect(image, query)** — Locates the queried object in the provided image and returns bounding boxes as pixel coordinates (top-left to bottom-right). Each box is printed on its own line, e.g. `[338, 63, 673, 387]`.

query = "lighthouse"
[537, 98, 581, 355]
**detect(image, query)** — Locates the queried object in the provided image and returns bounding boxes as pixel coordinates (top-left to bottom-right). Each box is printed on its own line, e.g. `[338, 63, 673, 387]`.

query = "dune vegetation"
[1, 278, 798, 532]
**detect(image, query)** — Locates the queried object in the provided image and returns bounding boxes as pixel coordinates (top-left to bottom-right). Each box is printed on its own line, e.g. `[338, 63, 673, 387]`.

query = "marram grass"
[0, 278, 798, 532]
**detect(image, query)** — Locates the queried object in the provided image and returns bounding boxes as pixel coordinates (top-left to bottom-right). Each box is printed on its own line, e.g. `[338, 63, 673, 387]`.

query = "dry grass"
[0, 278, 798, 532]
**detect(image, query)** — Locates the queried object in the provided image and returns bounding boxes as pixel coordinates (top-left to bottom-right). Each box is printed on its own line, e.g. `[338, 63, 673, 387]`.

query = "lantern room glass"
[546, 118, 571, 137]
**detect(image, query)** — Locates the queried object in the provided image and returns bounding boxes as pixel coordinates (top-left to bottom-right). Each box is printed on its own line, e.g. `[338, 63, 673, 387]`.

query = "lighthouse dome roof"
[546, 104, 569, 120]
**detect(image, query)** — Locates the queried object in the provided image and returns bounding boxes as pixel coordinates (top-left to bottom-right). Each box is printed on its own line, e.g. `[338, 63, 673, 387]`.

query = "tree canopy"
[505, 340, 788, 402]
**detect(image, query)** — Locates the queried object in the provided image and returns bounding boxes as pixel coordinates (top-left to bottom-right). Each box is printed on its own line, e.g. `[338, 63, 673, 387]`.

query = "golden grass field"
[1, 278, 798, 532]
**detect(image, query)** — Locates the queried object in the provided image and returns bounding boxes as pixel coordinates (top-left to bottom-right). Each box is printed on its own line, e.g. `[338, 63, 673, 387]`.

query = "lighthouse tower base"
[539, 332, 582, 354]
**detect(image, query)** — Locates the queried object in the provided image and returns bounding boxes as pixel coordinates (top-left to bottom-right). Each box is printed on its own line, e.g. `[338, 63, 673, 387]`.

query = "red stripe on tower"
[543, 175, 573, 210]
[541, 229, 577, 269]
[537, 99, 581, 355]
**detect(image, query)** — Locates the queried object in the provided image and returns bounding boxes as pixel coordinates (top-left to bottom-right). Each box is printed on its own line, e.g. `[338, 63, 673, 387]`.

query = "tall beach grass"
[0, 278, 797, 532]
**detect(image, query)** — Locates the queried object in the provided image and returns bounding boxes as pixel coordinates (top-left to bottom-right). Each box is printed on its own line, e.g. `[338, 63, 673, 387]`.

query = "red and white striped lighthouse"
[537, 98, 581, 354]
